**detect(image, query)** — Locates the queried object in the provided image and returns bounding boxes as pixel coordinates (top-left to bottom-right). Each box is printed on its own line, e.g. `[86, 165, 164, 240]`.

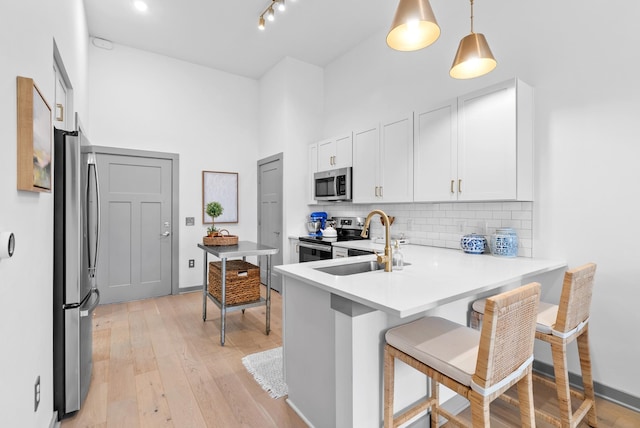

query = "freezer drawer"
[63, 288, 99, 415]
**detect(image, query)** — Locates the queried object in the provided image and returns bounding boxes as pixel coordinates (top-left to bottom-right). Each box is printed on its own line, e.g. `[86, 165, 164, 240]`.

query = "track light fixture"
[257, 0, 292, 30]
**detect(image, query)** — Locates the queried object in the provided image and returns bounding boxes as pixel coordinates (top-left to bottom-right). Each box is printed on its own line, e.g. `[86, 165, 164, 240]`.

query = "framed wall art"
[17, 76, 52, 192]
[202, 171, 238, 224]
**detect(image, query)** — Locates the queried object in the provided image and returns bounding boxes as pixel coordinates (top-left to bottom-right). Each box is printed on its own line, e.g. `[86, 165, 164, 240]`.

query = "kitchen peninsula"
[275, 245, 566, 427]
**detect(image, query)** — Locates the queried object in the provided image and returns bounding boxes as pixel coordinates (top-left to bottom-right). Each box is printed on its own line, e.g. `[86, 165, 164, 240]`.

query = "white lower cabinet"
[289, 238, 300, 264]
[414, 78, 533, 202]
[353, 114, 413, 203]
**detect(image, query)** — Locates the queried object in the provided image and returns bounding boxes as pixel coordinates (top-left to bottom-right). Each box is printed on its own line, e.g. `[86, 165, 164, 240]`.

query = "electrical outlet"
[188, 259, 195, 268]
[34, 376, 40, 412]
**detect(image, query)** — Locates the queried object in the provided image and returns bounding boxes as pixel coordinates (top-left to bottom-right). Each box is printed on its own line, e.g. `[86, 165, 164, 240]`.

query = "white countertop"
[275, 245, 566, 318]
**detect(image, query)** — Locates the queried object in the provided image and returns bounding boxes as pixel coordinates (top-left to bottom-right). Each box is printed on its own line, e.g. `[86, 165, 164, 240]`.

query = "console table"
[197, 241, 278, 345]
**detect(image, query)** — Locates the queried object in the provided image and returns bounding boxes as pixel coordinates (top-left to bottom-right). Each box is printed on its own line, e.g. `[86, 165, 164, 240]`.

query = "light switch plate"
[185, 217, 195, 226]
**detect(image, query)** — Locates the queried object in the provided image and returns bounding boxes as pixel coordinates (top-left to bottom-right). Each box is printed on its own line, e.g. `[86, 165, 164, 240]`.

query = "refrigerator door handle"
[86, 153, 101, 279]
[80, 288, 100, 318]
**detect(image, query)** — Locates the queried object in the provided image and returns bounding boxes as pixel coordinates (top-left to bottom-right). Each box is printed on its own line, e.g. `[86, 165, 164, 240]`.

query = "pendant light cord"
[470, 0, 475, 34]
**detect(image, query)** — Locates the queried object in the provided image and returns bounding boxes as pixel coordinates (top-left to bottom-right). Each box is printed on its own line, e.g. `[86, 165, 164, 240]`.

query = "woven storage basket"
[208, 260, 260, 305]
[203, 229, 239, 246]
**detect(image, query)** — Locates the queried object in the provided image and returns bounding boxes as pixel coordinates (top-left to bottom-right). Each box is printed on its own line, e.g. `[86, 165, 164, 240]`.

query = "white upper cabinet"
[352, 125, 380, 203]
[380, 114, 414, 203]
[414, 100, 458, 202]
[353, 113, 414, 203]
[308, 142, 318, 204]
[317, 133, 353, 172]
[414, 78, 533, 202]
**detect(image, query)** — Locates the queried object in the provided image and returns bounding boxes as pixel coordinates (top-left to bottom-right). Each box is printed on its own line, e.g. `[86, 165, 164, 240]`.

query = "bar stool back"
[535, 262, 598, 427]
[383, 282, 541, 427]
[469, 263, 598, 427]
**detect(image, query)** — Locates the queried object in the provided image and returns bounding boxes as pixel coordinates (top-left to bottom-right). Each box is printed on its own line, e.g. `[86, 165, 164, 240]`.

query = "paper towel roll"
[0, 232, 15, 258]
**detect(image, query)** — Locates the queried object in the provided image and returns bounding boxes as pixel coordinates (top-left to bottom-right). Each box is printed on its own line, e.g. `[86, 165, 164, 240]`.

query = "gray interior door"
[258, 154, 283, 292]
[96, 153, 173, 304]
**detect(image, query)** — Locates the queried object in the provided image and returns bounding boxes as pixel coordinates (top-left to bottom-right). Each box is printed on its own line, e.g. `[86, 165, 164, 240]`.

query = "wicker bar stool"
[383, 282, 541, 427]
[469, 263, 598, 427]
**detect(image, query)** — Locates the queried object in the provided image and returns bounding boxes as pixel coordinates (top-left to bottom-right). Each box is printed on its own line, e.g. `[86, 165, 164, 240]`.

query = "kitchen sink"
[314, 260, 411, 276]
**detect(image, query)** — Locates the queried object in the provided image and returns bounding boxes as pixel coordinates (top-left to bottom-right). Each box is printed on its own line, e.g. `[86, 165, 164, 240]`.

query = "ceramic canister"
[490, 228, 519, 257]
[460, 233, 487, 254]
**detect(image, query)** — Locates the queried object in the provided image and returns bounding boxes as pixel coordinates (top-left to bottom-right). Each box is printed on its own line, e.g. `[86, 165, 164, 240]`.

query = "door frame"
[91, 145, 180, 296]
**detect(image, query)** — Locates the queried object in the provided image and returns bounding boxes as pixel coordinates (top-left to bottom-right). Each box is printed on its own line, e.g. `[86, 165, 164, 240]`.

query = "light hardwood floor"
[62, 286, 640, 427]
[62, 286, 306, 428]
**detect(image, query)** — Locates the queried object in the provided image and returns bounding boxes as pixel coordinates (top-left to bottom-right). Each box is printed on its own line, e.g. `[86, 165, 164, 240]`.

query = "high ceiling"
[83, 0, 398, 79]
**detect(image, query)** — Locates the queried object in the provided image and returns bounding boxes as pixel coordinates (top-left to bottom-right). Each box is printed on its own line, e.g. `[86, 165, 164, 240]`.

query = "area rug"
[242, 347, 288, 399]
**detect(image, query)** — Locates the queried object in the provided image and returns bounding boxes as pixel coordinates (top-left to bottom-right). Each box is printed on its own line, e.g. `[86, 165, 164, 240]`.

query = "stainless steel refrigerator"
[53, 126, 101, 420]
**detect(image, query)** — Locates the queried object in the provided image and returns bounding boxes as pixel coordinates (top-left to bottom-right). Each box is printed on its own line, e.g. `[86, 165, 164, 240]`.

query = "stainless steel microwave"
[314, 167, 352, 201]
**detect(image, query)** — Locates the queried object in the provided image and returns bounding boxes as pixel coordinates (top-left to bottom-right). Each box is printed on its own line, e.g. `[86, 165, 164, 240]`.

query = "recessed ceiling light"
[133, 0, 148, 12]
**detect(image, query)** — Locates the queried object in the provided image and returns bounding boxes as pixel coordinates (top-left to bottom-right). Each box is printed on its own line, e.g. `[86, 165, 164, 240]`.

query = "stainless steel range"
[298, 217, 368, 263]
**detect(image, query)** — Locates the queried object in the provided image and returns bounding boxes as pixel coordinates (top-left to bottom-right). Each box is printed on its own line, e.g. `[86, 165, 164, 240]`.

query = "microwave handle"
[334, 175, 339, 197]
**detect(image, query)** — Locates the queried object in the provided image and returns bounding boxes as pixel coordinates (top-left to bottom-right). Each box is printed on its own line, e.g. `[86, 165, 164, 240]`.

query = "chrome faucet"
[361, 209, 392, 272]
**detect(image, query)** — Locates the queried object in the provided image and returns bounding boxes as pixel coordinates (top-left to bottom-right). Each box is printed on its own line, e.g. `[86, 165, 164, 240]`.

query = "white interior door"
[96, 153, 173, 304]
[258, 154, 283, 292]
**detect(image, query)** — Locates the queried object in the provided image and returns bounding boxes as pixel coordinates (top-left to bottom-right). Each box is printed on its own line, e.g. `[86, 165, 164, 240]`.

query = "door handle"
[161, 231, 170, 237]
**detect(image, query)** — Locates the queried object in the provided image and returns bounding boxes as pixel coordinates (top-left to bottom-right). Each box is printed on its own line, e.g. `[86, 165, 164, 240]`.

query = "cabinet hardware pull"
[55, 103, 64, 121]
[458, 179, 462, 193]
[380, 186, 383, 197]
[375, 186, 379, 197]
[450, 180, 454, 194]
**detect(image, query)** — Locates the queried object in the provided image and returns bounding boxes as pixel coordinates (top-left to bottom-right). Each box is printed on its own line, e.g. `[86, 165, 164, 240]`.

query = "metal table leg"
[202, 251, 208, 321]
[266, 254, 271, 335]
[220, 257, 227, 346]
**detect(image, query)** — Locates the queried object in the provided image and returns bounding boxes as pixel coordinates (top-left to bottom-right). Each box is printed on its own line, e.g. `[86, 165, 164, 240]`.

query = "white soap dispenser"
[392, 240, 404, 271]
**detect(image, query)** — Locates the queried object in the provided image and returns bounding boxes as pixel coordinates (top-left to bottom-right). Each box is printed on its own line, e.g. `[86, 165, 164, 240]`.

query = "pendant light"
[450, 0, 496, 79]
[387, 0, 441, 51]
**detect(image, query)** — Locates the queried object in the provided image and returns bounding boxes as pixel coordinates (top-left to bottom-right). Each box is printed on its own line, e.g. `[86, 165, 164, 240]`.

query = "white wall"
[259, 57, 324, 263]
[320, 1, 640, 397]
[87, 43, 260, 288]
[0, 1, 89, 426]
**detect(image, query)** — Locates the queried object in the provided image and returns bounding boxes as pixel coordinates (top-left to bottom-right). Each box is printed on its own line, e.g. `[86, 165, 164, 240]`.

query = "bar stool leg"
[516, 371, 536, 427]
[383, 346, 395, 427]
[551, 340, 573, 427]
[430, 380, 438, 428]
[469, 390, 490, 427]
[577, 328, 598, 427]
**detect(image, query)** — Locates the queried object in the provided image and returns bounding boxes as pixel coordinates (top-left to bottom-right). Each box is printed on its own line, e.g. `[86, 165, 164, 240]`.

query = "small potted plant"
[205, 201, 224, 237]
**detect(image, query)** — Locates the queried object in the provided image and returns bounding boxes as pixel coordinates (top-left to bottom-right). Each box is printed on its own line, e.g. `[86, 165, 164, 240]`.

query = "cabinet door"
[333, 134, 353, 169]
[380, 114, 414, 203]
[289, 238, 300, 264]
[458, 83, 517, 201]
[352, 125, 380, 203]
[308, 143, 318, 203]
[414, 101, 458, 202]
[317, 139, 335, 172]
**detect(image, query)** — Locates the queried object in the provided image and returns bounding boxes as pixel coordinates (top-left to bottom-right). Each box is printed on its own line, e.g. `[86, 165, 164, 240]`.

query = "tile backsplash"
[316, 201, 533, 257]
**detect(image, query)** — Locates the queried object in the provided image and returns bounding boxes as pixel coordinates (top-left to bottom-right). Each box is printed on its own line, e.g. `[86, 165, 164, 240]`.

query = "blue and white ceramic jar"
[489, 228, 519, 257]
[460, 233, 487, 254]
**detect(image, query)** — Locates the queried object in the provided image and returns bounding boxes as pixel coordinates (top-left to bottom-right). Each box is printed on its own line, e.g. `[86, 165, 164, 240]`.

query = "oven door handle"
[299, 242, 332, 253]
